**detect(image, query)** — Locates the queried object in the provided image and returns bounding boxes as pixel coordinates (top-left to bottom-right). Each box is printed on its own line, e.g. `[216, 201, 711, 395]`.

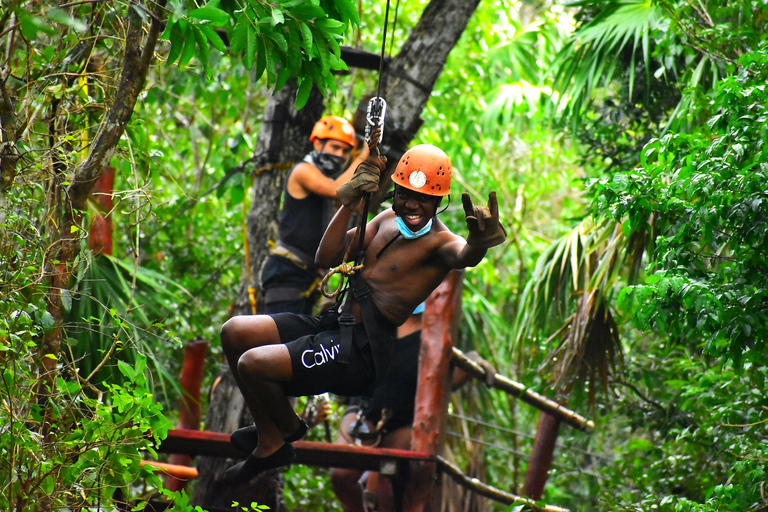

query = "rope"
[320, 262, 364, 298]
[242, 192, 257, 314]
[376, 0, 392, 99]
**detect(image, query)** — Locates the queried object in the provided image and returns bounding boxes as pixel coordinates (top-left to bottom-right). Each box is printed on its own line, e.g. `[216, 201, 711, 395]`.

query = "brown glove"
[336, 128, 386, 206]
[466, 350, 497, 386]
[462, 191, 507, 249]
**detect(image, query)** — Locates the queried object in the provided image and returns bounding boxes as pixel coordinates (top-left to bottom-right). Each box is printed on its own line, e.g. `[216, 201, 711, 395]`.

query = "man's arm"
[315, 205, 383, 268]
[315, 204, 358, 268]
[438, 235, 488, 269]
[290, 145, 370, 198]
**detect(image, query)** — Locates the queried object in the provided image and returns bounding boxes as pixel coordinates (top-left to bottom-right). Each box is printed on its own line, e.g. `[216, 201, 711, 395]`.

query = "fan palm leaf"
[66, 252, 192, 397]
[549, 0, 661, 128]
[513, 215, 648, 400]
[481, 16, 564, 130]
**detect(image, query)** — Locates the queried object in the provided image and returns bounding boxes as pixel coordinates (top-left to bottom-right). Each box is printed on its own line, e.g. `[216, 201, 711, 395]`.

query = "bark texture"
[192, 83, 324, 512]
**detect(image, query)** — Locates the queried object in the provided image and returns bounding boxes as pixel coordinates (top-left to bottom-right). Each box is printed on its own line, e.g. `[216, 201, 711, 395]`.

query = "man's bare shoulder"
[369, 208, 396, 227]
[289, 161, 320, 181]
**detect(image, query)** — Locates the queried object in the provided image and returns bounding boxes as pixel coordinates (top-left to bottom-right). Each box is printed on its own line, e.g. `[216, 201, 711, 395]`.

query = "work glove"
[336, 128, 387, 206]
[466, 350, 497, 387]
[462, 191, 507, 249]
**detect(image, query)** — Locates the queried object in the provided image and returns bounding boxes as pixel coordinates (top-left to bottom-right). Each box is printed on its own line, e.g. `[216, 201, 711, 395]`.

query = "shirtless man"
[220, 139, 506, 484]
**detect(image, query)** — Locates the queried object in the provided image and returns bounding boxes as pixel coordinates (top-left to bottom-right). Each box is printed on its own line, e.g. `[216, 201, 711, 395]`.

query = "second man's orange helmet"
[310, 116, 358, 149]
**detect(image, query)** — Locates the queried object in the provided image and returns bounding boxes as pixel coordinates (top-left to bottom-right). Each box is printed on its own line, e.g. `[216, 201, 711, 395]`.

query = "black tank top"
[277, 156, 336, 257]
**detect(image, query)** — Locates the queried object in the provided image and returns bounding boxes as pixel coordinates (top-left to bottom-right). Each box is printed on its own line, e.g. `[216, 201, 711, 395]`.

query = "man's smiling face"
[393, 186, 440, 232]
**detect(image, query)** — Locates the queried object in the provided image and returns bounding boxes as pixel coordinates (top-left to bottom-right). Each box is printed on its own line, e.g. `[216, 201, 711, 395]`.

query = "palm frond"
[513, 215, 649, 400]
[66, 252, 192, 395]
[550, 0, 661, 128]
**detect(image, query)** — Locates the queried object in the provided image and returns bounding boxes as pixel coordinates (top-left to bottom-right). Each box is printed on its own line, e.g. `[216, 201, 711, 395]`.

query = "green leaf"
[245, 24, 259, 69]
[274, 64, 291, 92]
[263, 26, 288, 54]
[61, 288, 72, 313]
[188, 6, 231, 26]
[41, 311, 55, 330]
[230, 185, 245, 204]
[265, 46, 279, 87]
[271, 7, 285, 25]
[18, 10, 56, 39]
[315, 17, 345, 34]
[334, 0, 359, 25]
[200, 24, 227, 52]
[255, 37, 267, 81]
[291, 3, 325, 20]
[231, 13, 248, 53]
[166, 21, 186, 66]
[286, 22, 302, 72]
[298, 21, 313, 52]
[46, 8, 87, 32]
[118, 360, 136, 380]
[179, 23, 197, 68]
[295, 77, 313, 109]
[193, 26, 209, 68]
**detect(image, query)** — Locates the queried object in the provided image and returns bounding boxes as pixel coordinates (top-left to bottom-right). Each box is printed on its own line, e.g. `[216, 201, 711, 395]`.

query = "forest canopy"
[1, 0, 766, 511]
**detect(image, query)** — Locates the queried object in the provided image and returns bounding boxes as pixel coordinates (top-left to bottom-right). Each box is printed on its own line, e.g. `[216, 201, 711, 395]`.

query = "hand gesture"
[462, 191, 507, 249]
[337, 127, 387, 206]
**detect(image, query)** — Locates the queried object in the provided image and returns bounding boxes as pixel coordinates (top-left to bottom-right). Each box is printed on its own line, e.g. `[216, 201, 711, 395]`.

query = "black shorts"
[271, 309, 395, 398]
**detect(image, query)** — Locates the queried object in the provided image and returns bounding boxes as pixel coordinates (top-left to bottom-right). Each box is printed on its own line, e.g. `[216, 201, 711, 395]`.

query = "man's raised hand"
[462, 191, 507, 249]
[336, 128, 386, 206]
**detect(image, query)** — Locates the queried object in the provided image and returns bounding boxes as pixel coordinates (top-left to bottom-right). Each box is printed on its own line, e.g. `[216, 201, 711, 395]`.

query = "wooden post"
[88, 166, 114, 256]
[404, 270, 464, 512]
[165, 338, 209, 491]
[522, 411, 561, 501]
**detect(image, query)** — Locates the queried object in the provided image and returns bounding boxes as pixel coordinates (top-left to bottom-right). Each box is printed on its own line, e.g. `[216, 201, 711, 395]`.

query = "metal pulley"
[365, 97, 387, 145]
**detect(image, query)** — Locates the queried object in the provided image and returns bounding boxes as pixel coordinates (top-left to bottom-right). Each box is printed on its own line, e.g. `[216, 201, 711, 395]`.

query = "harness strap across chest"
[336, 274, 390, 387]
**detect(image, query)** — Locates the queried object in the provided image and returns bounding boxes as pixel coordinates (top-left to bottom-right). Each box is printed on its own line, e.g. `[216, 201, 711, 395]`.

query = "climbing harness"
[340, 404, 392, 447]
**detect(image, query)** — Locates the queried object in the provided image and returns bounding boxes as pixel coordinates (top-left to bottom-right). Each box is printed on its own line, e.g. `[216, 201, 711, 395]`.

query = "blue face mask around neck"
[395, 216, 433, 239]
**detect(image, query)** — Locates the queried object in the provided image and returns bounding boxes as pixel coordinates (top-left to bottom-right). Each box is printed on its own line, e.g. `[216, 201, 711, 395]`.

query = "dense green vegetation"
[1, 0, 766, 511]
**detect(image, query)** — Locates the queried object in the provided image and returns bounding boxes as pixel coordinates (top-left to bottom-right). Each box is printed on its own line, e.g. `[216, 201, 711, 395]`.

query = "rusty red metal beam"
[88, 166, 115, 256]
[156, 429, 433, 472]
[165, 339, 209, 492]
[405, 270, 464, 512]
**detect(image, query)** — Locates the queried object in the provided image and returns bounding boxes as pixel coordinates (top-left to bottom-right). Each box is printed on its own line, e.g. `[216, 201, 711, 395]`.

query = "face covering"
[395, 216, 433, 239]
[311, 151, 347, 177]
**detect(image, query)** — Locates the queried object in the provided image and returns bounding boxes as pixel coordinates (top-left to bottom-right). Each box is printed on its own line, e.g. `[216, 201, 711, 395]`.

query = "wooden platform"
[157, 429, 434, 474]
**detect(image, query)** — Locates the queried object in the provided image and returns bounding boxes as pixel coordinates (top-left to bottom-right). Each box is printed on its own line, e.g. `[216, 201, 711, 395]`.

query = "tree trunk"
[522, 412, 561, 501]
[192, 83, 325, 511]
[195, 0, 482, 506]
[38, 0, 167, 433]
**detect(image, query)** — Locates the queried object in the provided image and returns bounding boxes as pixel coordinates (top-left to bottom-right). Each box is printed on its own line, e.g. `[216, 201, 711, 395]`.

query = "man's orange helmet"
[391, 144, 452, 197]
[310, 116, 357, 148]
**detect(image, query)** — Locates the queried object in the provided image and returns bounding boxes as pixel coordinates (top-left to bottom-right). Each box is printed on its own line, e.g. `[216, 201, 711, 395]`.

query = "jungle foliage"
[1, 0, 767, 511]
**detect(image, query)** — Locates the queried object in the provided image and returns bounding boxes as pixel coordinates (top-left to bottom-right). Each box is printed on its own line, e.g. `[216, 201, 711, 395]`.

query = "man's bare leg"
[220, 315, 305, 482]
[221, 315, 305, 436]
